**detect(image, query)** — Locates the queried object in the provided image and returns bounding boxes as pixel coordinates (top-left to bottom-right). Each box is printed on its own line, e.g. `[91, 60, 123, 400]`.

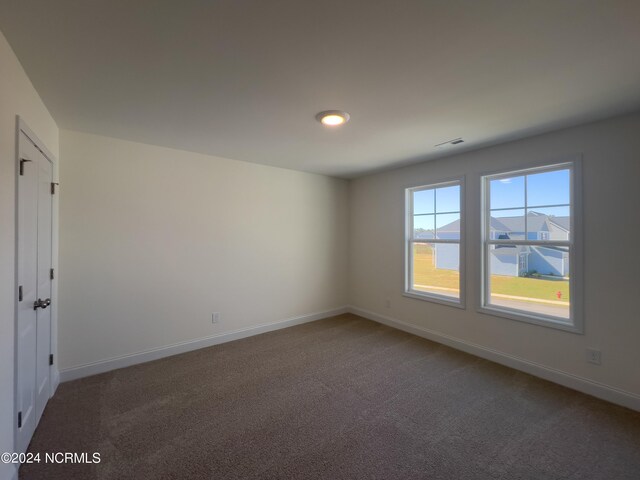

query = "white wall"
[58, 130, 348, 372]
[349, 112, 640, 399]
[0, 30, 58, 480]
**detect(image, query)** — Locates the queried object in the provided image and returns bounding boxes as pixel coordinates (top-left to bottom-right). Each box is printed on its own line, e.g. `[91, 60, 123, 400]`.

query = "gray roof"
[436, 219, 461, 233]
[437, 212, 570, 234]
[495, 214, 547, 233]
[549, 216, 570, 230]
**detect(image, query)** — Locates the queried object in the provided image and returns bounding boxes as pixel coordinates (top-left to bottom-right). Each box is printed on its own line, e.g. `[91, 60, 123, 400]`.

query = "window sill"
[403, 291, 465, 309]
[477, 305, 583, 334]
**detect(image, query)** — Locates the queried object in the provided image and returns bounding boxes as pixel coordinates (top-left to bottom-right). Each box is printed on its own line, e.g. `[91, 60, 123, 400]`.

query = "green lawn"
[413, 244, 570, 302]
[413, 244, 459, 290]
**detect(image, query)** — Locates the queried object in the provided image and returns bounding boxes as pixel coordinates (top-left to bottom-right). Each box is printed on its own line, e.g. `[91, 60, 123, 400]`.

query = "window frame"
[404, 177, 465, 309]
[479, 158, 584, 333]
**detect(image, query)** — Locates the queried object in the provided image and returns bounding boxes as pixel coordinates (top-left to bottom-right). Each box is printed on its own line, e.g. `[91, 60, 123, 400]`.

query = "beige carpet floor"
[21, 314, 640, 479]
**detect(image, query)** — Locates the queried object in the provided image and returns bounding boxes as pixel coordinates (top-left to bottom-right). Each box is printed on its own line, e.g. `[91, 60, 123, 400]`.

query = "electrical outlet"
[212, 312, 220, 324]
[586, 348, 601, 365]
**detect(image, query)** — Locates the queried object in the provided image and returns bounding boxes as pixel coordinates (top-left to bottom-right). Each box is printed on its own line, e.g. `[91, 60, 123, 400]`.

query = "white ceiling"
[1, 1, 639, 178]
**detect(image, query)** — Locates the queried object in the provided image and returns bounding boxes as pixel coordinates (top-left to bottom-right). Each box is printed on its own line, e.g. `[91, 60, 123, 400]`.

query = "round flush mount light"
[316, 110, 350, 127]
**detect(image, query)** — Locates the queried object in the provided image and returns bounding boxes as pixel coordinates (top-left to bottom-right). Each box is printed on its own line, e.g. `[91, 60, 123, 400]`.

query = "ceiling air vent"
[434, 137, 464, 150]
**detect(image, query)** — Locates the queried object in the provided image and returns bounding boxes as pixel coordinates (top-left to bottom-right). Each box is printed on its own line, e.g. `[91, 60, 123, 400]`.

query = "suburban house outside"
[416, 212, 570, 277]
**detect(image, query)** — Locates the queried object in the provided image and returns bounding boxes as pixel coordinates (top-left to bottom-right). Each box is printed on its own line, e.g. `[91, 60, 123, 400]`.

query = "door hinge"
[51, 182, 59, 195]
[18, 411, 22, 429]
[49, 354, 54, 366]
[19, 158, 32, 176]
[19, 285, 23, 302]
[50, 268, 55, 280]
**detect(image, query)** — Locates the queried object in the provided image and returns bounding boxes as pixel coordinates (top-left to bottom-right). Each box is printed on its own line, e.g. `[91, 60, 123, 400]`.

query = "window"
[405, 179, 463, 306]
[481, 161, 582, 331]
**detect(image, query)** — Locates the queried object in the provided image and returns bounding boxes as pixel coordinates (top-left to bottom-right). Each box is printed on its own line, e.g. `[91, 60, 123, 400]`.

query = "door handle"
[33, 298, 51, 310]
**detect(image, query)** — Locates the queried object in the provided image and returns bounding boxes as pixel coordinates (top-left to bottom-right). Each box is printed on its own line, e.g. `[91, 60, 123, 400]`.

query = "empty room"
[2, 1, 640, 479]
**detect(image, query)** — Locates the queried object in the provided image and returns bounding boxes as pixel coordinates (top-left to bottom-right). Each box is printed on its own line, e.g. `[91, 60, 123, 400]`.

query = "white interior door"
[16, 133, 39, 454]
[35, 151, 53, 423]
[16, 130, 53, 454]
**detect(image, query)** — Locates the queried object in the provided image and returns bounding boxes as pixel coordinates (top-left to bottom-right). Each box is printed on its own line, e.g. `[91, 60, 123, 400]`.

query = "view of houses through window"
[408, 181, 462, 303]
[406, 163, 575, 327]
[483, 165, 572, 321]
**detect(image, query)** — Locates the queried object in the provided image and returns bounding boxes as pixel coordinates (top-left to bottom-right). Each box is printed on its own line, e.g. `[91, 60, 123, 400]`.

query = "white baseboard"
[348, 305, 640, 412]
[51, 367, 60, 396]
[60, 306, 348, 382]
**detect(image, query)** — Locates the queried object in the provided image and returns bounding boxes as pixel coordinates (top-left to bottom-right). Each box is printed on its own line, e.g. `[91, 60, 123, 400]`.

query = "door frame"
[14, 116, 59, 453]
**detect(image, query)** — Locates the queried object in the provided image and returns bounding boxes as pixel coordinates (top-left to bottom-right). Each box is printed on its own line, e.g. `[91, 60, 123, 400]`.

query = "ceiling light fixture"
[316, 110, 350, 127]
